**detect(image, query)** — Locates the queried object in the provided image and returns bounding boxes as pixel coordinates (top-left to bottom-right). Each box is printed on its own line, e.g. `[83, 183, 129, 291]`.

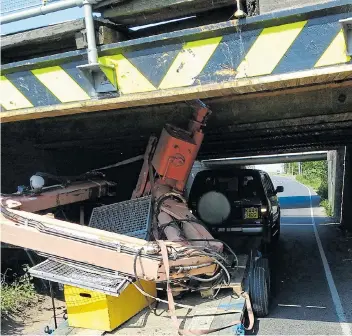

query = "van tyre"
[249, 258, 270, 317]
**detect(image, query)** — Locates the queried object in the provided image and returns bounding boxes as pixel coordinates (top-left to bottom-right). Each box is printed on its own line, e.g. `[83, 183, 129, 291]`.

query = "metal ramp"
[29, 259, 130, 296]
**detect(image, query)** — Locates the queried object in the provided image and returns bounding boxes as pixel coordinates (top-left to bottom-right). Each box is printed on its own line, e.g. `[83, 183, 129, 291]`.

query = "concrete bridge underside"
[1, 81, 352, 191]
[3, 81, 351, 154]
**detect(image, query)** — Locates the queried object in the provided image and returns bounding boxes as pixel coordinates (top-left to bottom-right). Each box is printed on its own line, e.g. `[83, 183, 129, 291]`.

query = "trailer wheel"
[249, 258, 270, 317]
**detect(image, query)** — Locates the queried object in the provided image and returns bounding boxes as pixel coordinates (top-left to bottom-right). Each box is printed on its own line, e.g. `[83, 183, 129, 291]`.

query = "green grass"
[295, 175, 321, 191]
[295, 175, 333, 217]
[320, 199, 333, 217]
[1, 267, 37, 316]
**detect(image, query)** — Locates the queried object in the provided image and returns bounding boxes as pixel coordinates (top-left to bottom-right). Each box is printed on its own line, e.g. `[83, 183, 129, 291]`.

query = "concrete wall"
[328, 148, 345, 221]
[341, 146, 352, 231]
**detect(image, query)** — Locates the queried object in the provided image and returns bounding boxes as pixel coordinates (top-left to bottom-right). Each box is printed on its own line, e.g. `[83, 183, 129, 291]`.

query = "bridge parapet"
[1, 1, 351, 121]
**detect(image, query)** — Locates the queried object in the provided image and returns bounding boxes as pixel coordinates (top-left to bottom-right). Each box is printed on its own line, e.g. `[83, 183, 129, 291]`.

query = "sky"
[1, 7, 84, 35]
[255, 163, 284, 173]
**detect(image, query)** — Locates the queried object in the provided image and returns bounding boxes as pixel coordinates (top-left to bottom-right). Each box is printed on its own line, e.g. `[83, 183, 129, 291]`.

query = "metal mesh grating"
[30, 259, 131, 296]
[1, 0, 62, 15]
[89, 196, 152, 240]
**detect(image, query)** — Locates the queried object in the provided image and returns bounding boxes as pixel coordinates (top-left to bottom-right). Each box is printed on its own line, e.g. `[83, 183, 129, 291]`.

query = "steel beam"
[0, 209, 217, 280]
[1, 180, 114, 213]
[0, 2, 351, 120]
[203, 151, 328, 167]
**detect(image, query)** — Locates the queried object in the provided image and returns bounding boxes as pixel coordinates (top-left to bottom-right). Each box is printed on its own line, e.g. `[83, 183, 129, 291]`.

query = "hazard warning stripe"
[1, 15, 350, 111]
[0, 76, 33, 110]
[315, 30, 351, 68]
[159, 36, 223, 89]
[31, 66, 90, 103]
[236, 21, 307, 78]
[5, 70, 61, 107]
[99, 54, 156, 94]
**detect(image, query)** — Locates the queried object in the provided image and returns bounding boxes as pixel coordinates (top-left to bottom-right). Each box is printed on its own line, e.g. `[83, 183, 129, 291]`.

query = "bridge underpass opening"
[190, 152, 352, 334]
[2, 81, 352, 190]
[1, 98, 352, 335]
[199, 149, 351, 230]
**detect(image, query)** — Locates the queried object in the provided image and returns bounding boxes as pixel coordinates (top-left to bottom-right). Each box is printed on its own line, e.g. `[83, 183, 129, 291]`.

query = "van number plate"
[244, 207, 258, 219]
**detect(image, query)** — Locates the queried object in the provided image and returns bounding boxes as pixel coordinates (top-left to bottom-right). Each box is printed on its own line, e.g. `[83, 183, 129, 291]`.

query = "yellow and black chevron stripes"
[0, 76, 33, 110]
[315, 30, 351, 68]
[99, 54, 156, 94]
[1, 15, 350, 111]
[31, 66, 90, 102]
[236, 21, 307, 78]
[99, 36, 222, 92]
[159, 37, 223, 89]
[97, 20, 350, 93]
[1, 65, 90, 111]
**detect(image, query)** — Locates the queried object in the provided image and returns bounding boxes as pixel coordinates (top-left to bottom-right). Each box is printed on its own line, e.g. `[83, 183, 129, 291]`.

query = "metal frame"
[340, 17, 352, 56]
[1, 0, 116, 96]
[0, 0, 84, 24]
[29, 259, 131, 296]
[1, 209, 217, 281]
[89, 196, 153, 240]
[1, 180, 116, 212]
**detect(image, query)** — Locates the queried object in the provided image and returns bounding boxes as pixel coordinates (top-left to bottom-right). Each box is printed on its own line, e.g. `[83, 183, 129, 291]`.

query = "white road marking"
[299, 182, 351, 336]
[278, 304, 302, 308]
[319, 222, 340, 226]
[278, 304, 327, 309]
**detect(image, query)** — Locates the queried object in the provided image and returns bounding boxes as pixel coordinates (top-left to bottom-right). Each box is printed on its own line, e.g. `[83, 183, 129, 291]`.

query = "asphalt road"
[256, 175, 352, 335]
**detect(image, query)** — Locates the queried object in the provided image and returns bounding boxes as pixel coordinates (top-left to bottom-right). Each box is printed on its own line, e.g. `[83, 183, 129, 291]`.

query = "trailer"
[36, 253, 267, 336]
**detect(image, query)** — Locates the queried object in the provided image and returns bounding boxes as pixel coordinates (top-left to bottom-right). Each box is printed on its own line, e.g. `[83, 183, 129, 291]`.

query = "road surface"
[257, 175, 352, 335]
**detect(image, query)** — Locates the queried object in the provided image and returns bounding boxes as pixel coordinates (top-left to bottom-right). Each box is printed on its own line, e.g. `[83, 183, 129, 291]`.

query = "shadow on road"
[278, 195, 320, 209]
[280, 216, 314, 224]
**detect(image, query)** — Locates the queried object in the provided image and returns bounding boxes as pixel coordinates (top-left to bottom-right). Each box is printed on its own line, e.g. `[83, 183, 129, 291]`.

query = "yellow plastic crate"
[64, 281, 156, 331]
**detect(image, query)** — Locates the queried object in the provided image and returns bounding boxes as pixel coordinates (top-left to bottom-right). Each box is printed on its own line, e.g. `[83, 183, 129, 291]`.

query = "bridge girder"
[1, 2, 351, 122]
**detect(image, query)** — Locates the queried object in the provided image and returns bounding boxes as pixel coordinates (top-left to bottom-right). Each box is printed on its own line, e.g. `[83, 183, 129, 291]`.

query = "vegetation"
[284, 161, 331, 216]
[1, 266, 37, 316]
[296, 174, 321, 191]
[320, 199, 333, 217]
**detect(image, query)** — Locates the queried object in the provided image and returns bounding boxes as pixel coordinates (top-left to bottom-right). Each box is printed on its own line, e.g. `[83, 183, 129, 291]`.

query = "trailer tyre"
[256, 258, 270, 293]
[249, 259, 270, 317]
